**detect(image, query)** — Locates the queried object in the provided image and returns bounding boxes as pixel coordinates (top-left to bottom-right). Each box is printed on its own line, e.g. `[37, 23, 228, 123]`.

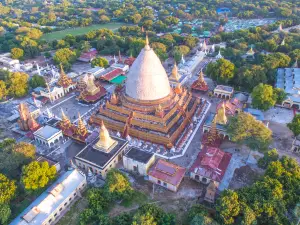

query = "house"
[33, 125, 63, 148]
[148, 159, 186, 192]
[10, 169, 86, 225]
[123, 147, 155, 176]
[190, 146, 232, 186]
[213, 85, 234, 99]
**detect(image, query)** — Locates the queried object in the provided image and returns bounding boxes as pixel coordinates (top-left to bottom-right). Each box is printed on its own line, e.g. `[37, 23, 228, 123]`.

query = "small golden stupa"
[170, 62, 180, 82]
[93, 121, 117, 151]
[76, 113, 88, 137]
[85, 75, 100, 96]
[215, 102, 227, 125]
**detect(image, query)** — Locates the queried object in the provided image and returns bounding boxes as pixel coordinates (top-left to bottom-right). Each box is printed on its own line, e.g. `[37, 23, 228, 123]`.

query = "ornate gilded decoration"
[57, 64, 74, 88]
[76, 113, 88, 137]
[93, 121, 117, 151]
[17, 103, 40, 131]
[110, 93, 118, 105]
[171, 63, 180, 81]
[215, 102, 227, 125]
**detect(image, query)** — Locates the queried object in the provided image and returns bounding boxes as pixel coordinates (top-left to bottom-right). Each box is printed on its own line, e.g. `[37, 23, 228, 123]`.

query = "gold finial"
[215, 102, 227, 125]
[198, 68, 204, 83]
[174, 82, 182, 94]
[145, 33, 150, 50]
[94, 120, 116, 151]
[171, 62, 179, 81]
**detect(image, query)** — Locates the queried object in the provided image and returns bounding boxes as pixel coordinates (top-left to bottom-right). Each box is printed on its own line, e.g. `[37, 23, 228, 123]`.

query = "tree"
[287, 114, 300, 137]
[181, 24, 192, 34]
[216, 190, 240, 225]
[99, 15, 110, 23]
[184, 36, 198, 48]
[29, 74, 46, 88]
[8, 72, 29, 97]
[0, 203, 11, 224]
[0, 173, 16, 204]
[133, 212, 157, 225]
[251, 83, 277, 111]
[0, 80, 8, 101]
[11, 47, 24, 59]
[227, 112, 272, 150]
[27, 28, 43, 40]
[104, 169, 132, 200]
[53, 48, 77, 70]
[80, 41, 91, 53]
[21, 161, 56, 191]
[206, 59, 235, 84]
[151, 42, 168, 61]
[274, 88, 287, 104]
[258, 149, 279, 169]
[91, 57, 109, 68]
[262, 53, 291, 70]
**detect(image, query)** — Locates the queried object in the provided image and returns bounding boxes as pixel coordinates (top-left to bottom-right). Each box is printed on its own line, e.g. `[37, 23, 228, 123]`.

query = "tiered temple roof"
[191, 69, 209, 92]
[89, 36, 204, 148]
[58, 110, 89, 142]
[57, 64, 74, 89]
[18, 103, 40, 132]
[78, 74, 106, 103]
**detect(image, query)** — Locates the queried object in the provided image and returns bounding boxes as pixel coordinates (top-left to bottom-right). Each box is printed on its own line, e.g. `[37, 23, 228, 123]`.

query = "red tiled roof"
[80, 50, 98, 59]
[124, 57, 136, 66]
[191, 81, 209, 92]
[216, 98, 243, 116]
[190, 146, 232, 183]
[101, 68, 124, 81]
[148, 159, 186, 186]
[79, 86, 107, 103]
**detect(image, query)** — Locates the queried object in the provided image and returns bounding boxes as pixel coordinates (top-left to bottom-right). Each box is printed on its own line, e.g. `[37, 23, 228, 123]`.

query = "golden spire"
[110, 92, 118, 105]
[215, 102, 227, 125]
[145, 34, 150, 50]
[61, 108, 71, 125]
[85, 74, 99, 95]
[57, 63, 73, 87]
[155, 104, 164, 117]
[198, 68, 204, 83]
[94, 120, 116, 151]
[28, 113, 39, 131]
[77, 113, 87, 136]
[171, 62, 180, 81]
[207, 118, 218, 144]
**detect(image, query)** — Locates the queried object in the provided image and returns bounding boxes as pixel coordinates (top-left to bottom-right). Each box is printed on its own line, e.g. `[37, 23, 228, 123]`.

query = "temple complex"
[57, 64, 76, 94]
[89, 36, 205, 148]
[216, 99, 243, 116]
[18, 103, 40, 131]
[191, 69, 209, 92]
[77, 73, 106, 103]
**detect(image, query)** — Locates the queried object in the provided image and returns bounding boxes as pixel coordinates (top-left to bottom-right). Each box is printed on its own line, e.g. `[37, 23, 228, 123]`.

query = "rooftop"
[190, 146, 232, 183]
[33, 125, 61, 140]
[10, 169, 86, 225]
[75, 135, 128, 169]
[276, 68, 300, 102]
[244, 108, 264, 121]
[214, 85, 234, 93]
[204, 113, 226, 131]
[125, 147, 154, 164]
[148, 159, 186, 186]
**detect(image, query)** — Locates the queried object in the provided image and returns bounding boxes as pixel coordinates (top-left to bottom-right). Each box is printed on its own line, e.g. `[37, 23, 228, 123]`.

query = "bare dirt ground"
[228, 165, 264, 190]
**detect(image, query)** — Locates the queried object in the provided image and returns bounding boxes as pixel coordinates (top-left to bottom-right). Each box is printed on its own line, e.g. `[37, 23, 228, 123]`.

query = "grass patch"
[120, 191, 148, 208]
[41, 23, 126, 41]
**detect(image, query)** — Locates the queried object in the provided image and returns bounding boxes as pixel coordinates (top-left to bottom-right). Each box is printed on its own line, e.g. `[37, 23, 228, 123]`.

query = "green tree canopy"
[206, 59, 235, 84]
[258, 149, 279, 169]
[287, 114, 300, 137]
[0, 203, 11, 224]
[227, 112, 272, 150]
[21, 161, 56, 191]
[251, 83, 277, 111]
[91, 57, 109, 68]
[0, 173, 16, 204]
[11, 47, 24, 59]
[0, 80, 8, 101]
[53, 48, 77, 70]
[7, 72, 29, 98]
[29, 74, 46, 88]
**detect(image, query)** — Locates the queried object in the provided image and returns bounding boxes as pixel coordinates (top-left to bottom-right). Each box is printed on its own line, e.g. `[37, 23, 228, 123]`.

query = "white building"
[111, 63, 129, 73]
[10, 169, 86, 225]
[0, 56, 19, 67]
[40, 86, 65, 102]
[33, 125, 63, 147]
[123, 147, 155, 176]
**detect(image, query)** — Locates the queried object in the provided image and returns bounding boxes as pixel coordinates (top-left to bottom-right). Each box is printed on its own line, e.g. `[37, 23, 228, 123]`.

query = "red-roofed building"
[190, 146, 232, 185]
[216, 98, 243, 116]
[124, 57, 136, 66]
[99, 68, 124, 82]
[78, 50, 98, 62]
[148, 159, 186, 192]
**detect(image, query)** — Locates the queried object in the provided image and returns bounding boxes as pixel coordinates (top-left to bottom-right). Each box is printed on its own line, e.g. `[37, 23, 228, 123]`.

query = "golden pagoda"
[59, 108, 72, 129]
[170, 63, 180, 82]
[93, 121, 117, 151]
[76, 113, 88, 137]
[215, 102, 227, 125]
[110, 92, 118, 105]
[57, 64, 74, 90]
[17, 103, 40, 131]
[89, 35, 204, 148]
[191, 69, 208, 92]
[78, 74, 106, 103]
[77, 75, 87, 91]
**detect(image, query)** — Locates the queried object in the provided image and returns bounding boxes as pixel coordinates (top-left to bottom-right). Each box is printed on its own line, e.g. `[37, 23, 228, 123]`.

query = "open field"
[41, 23, 126, 41]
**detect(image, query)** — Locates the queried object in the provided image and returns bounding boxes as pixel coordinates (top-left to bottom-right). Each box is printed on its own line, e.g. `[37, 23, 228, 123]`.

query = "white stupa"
[216, 50, 223, 59]
[125, 35, 171, 101]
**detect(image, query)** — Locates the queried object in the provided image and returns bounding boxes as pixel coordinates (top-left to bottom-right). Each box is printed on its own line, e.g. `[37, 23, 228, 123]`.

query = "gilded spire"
[77, 113, 88, 136]
[174, 82, 182, 94]
[171, 62, 180, 81]
[145, 34, 150, 50]
[215, 102, 227, 125]
[57, 63, 73, 88]
[61, 108, 71, 125]
[94, 120, 116, 151]
[207, 118, 218, 144]
[155, 104, 164, 117]
[198, 68, 204, 83]
[85, 74, 99, 95]
[110, 92, 118, 105]
[28, 113, 40, 131]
